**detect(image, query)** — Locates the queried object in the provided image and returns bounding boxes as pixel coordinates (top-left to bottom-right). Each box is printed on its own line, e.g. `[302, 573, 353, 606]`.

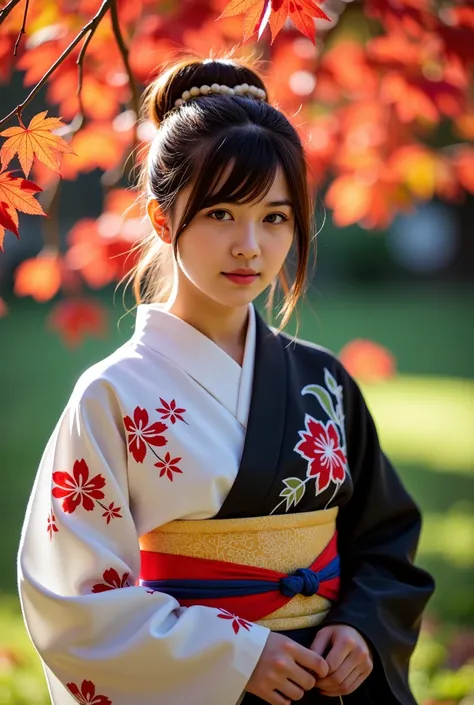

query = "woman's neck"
[164, 291, 250, 366]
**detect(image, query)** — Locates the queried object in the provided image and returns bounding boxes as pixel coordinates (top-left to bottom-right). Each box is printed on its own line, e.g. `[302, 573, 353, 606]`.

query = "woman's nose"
[231, 223, 261, 259]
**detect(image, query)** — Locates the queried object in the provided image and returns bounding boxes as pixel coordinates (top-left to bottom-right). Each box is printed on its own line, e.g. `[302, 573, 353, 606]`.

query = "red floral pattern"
[67, 679, 112, 705]
[216, 608, 253, 634]
[101, 502, 122, 524]
[123, 407, 167, 463]
[156, 398, 187, 425]
[294, 416, 347, 495]
[46, 510, 58, 539]
[155, 452, 183, 481]
[91, 568, 131, 593]
[52, 459, 106, 513]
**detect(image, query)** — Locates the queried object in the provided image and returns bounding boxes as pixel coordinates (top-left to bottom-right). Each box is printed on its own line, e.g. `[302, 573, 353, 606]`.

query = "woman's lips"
[222, 273, 259, 285]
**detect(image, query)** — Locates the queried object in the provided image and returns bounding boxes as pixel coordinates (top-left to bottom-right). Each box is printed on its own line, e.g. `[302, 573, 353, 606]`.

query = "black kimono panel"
[216, 312, 435, 705]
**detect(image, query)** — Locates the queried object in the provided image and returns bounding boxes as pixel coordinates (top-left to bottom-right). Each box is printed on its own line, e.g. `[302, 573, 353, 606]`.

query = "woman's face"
[160, 166, 295, 312]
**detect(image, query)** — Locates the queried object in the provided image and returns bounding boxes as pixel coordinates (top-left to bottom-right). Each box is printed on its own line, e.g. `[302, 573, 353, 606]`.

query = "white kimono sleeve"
[18, 377, 269, 705]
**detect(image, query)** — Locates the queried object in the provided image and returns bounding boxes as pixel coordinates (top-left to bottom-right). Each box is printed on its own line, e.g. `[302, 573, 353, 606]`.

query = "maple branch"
[110, 0, 140, 124]
[76, 18, 98, 101]
[99, 0, 140, 189]
[0, 0, 22, 26]
[76, 37, 92, 120]
[13, 0, 29, 55]
[0, 0, 112, 131]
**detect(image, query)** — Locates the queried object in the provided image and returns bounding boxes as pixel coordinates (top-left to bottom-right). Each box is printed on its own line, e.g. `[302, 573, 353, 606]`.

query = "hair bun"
[144, 55, 269, 128]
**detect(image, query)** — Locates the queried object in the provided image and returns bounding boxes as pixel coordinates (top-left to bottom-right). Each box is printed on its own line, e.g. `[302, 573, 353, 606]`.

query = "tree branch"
[76, 22, 97, 99]
[0, 0, 112, 131]
[110, 0, 140, 129]
[13, 0, 29, 55]
[0, 0, 22, 26]
[99, 0, 141, 189]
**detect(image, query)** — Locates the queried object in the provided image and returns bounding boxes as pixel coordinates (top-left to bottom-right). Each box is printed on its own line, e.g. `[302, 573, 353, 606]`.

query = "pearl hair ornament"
[174, 83, 267, 107]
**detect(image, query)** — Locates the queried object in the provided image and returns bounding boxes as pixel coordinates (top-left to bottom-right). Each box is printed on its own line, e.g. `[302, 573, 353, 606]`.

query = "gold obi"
[139, 507, 338, 632]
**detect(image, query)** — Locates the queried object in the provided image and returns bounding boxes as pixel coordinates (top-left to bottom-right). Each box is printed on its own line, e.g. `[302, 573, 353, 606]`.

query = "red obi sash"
[140, 532, 340, 622]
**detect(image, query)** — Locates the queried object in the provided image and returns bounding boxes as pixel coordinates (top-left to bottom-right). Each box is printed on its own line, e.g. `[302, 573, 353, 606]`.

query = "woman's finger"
[319, 666, 359, 693]
[310, 627, 334, 658]
[320, 667, 369, 696]
[324, 636, 354, 674]
[317, 655, 359, 690]
[288, 663, 316, 692]
[280, 679, 307, 701]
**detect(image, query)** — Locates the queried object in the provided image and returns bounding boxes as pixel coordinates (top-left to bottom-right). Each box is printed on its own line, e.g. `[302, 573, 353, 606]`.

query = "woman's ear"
[147, 199, 172, 244]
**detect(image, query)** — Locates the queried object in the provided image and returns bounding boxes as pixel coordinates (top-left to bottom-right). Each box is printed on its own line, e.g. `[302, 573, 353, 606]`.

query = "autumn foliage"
[0, 0, 473, 344]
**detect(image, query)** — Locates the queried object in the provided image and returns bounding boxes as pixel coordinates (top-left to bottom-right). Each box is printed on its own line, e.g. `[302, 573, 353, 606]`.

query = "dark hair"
[132, 54, 314, 328]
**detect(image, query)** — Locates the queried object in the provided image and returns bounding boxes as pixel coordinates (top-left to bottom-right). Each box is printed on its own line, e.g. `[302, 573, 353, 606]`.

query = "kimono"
[18, 303, 434, 705]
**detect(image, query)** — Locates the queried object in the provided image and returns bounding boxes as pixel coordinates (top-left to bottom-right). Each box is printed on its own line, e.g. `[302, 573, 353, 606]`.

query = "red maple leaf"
[0, 171, 44, 250]
[0, 111, 75, 177]
[13, 253, 62, 303]
[0, 171, 45, 250]
[437, 5, 474, 69]
[0, 200, 18, 234]
[271, 0, 330, 42]
[0, 201, 19, 251]
[0, 32, 17, 83]
[219, 0, 330, 43]
[48, 299, 108, 346]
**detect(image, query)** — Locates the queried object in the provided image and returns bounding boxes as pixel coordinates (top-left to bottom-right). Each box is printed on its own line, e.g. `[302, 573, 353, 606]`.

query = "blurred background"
[0, 0, 473, 703]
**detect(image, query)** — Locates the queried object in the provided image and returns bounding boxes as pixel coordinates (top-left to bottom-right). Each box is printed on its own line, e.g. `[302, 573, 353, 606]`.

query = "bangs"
[176, 126, 283, 233]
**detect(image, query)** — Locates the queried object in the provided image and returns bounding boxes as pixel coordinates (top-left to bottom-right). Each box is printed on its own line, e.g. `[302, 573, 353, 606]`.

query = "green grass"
[297, 282, 474, 379]
[0, 599, 49, 704]
[362, 376, 474, 474]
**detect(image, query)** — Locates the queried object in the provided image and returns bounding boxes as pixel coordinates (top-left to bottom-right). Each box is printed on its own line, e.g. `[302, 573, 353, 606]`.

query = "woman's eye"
[208, 209, 232, 221]
[206, 210, 288, 224]
[264, 213, 288, 224]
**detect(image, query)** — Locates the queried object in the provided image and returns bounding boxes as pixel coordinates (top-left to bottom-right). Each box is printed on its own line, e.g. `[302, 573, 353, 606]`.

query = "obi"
[139, 507, 340, 631]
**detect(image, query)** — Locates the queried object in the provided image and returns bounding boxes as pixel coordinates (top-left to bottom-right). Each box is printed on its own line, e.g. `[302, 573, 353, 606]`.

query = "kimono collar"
[132, 303, 256, 426]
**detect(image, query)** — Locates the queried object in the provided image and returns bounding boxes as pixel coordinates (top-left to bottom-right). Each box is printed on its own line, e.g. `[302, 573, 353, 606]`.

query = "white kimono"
[18, 303, 270, 705]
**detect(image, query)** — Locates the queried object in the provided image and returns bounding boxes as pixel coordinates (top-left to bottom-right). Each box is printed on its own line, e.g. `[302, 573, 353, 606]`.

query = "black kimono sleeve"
[321, 366, 435, 705]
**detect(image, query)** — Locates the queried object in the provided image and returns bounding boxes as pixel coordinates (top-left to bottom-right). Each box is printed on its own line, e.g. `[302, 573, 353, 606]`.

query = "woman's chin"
[207, 289, 261, 310]
[188, 278, 267, 310]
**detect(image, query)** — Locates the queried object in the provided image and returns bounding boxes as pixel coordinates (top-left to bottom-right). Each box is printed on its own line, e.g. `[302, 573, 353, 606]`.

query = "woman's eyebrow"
[264, 199, 293, 208]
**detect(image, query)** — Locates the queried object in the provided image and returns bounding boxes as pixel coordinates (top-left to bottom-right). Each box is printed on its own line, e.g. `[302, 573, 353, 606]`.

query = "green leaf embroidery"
[294, 483, 305, 505]
[324, 368, 339, 395]
[302, 384, 338, 423]
[279, 477, 306, 509]
[284, 477, 303, 490]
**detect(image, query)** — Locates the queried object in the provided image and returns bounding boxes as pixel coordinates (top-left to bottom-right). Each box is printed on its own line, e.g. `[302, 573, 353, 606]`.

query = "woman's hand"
[310, 624, 373, 697]
[246, 631, 329, 705]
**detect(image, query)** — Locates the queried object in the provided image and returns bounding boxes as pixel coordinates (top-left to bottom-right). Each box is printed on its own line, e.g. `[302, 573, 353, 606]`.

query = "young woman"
[18, 56, 434, 705]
